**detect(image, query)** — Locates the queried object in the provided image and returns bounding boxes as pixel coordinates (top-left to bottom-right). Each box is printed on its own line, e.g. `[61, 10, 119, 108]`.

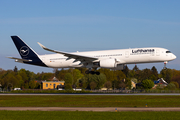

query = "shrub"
[141, 79, 154, 89]
[166, 83, 176, 90]
[65, 83, 72, 90]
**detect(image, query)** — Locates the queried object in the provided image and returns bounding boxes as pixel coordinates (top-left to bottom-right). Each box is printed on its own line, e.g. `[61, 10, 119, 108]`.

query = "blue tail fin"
[11, 36, 39, 59]
[11, 36, 47, 67]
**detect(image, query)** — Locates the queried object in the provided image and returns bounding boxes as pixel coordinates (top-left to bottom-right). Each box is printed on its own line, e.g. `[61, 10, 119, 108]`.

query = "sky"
[0, 0, 180, 73]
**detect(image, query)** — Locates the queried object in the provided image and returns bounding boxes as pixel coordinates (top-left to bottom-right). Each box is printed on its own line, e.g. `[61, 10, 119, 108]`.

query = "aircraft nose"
[172, 54, 177, 60]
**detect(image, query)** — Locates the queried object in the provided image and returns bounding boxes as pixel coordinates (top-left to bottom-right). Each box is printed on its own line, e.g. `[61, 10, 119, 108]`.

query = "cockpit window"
[166, 51, 171, 53]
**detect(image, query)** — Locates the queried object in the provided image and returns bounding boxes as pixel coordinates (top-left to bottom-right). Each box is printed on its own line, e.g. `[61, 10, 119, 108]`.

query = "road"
[0, 107, 180, 111]
[0, 93, 180, 95]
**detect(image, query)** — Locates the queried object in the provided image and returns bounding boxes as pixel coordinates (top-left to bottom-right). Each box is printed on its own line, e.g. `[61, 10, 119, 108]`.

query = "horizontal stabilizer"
[7, 57, 32, 62]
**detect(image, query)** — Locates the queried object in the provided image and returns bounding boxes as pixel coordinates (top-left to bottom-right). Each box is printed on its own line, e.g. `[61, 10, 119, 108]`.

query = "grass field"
[0, 95, 180, 107]
[0, 111, 180, 120]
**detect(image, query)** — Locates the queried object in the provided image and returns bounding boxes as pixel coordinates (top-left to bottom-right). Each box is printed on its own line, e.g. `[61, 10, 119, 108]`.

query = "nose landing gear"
[164, 61, 168, 69]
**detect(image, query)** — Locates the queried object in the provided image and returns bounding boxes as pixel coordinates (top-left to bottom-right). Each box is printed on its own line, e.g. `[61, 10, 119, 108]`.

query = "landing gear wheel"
[85, 70, 90, 74]
[95, 72, 100, 75]
[90, 71, 95, 75]
[85, 70, 100, 75]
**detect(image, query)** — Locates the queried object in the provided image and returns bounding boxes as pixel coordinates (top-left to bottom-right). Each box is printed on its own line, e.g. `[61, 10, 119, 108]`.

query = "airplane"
[8, 36, 176, 75]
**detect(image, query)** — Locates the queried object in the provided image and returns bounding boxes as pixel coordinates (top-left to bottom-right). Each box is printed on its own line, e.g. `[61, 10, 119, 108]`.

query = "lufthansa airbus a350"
[8, 36, 176, 75]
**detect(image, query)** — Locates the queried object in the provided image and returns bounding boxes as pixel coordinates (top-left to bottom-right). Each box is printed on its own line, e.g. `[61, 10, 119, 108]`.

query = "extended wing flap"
[37, 42, 98, 61]
[7, 57, 32, 63]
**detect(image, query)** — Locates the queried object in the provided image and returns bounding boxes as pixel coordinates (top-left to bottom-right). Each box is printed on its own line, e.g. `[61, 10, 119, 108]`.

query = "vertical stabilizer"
[11, 36, 47, 67]
[11, 36, 39, 59]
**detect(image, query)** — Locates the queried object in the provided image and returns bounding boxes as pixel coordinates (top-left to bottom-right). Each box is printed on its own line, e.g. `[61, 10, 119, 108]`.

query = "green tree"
[79, 77, 88, 89]
[18, 69, 28, 83]
[112, 80, 119, 89]
[29, 80, 36, 89]
[166, 83, 176, 90]
[77, 68, 88, 75]
[64, 73, 73, 85]
[88, 74, 106, 89]
[171, 81, 179, 89]
[133, 65, 139, 72]
[24, 82, 29, 89]
[57, 69, 67, 80]
[125, 78, 132, 89]
[53, 68, 59, 78]
[171, 69, 180, 78]
[128, 70, 136, 78]
[98, 69, 115, 82]
[35, 72, 42, 80]
[141, 68, 152, 80]
[41, 73, 54, 80]
[15, 74, 23, 88]
[72, 69, 84, 87]
[90, 81, 97, 90]
[160, 69, 173, 83]
[1, 73, 18, 90]
[118, 82, 126, 89]
[104, 81, 112, 90]
[132, 65, 142, 81]
[171, 75, 180, 88]
[25, 70, 35, 81]
[115, 70, 126, 82]
[65, 83, 72, 90]
[13, 66, 18, 74]
[131, 78, 138, 83]
[122, 65, 129, 77]
[35, 82, 41, 89]
[9, 74, 19, 89]
[149, 75, 157, 81]
[151, 66, 158, 80]
[141, 79, 154, 89]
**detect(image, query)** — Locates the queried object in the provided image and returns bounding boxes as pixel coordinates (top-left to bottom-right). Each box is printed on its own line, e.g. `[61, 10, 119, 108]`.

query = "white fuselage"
[38, 47, 176, 68]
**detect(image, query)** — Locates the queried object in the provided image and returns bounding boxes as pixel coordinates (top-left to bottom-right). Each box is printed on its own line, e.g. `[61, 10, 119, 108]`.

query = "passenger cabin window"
[166, 51, 171, 53]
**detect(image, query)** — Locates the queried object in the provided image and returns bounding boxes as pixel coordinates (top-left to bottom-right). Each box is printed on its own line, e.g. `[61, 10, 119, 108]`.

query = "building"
[42, 80, 65, 90]
[131, 80, 136, 89]
[153, 78, 168, 89]
[41, 77, 65, 90]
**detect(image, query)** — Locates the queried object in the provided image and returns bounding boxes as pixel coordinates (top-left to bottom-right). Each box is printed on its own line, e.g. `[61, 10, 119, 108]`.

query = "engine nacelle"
[99, 59, 116, 68]
[113, 64, 125, 70]
[99, 59, 124, 70]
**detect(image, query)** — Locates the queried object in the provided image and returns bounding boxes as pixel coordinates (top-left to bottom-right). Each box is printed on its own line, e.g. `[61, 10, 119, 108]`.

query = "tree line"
[0, 65, 180, 90]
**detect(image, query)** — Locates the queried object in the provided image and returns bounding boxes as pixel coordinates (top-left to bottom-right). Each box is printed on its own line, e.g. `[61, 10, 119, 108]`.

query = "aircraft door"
[156, 49, 160, 56]
[150, 50, 155, 61]
[125, 51, 129, 58]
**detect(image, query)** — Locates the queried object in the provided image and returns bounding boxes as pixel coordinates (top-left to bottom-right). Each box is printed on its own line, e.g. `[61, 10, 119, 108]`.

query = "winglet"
[37, 42, 52, 52]
[37, 42, 46, 49]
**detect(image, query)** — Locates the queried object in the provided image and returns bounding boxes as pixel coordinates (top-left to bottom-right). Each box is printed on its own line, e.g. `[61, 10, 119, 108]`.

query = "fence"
[0, 88, 180, 93]
[90, 89, 180, 93]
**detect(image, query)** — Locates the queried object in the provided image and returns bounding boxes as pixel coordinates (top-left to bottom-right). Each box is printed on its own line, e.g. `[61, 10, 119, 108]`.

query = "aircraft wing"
[37, 42, 98, 62]
[7, 57, 32, 62]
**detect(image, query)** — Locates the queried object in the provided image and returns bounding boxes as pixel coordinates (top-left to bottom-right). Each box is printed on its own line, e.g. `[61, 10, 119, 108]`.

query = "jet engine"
[99, 59, 124, 70]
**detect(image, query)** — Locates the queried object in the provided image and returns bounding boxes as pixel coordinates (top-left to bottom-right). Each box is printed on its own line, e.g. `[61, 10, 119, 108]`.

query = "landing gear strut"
[164, 61, 168, 69]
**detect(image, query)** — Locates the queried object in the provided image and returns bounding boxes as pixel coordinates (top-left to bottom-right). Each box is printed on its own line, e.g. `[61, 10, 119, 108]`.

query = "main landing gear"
[85, 68, 100, 75]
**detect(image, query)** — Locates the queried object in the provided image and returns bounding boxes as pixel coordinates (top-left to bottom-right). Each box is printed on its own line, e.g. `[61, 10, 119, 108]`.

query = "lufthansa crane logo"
[20, 46, 29, 56]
